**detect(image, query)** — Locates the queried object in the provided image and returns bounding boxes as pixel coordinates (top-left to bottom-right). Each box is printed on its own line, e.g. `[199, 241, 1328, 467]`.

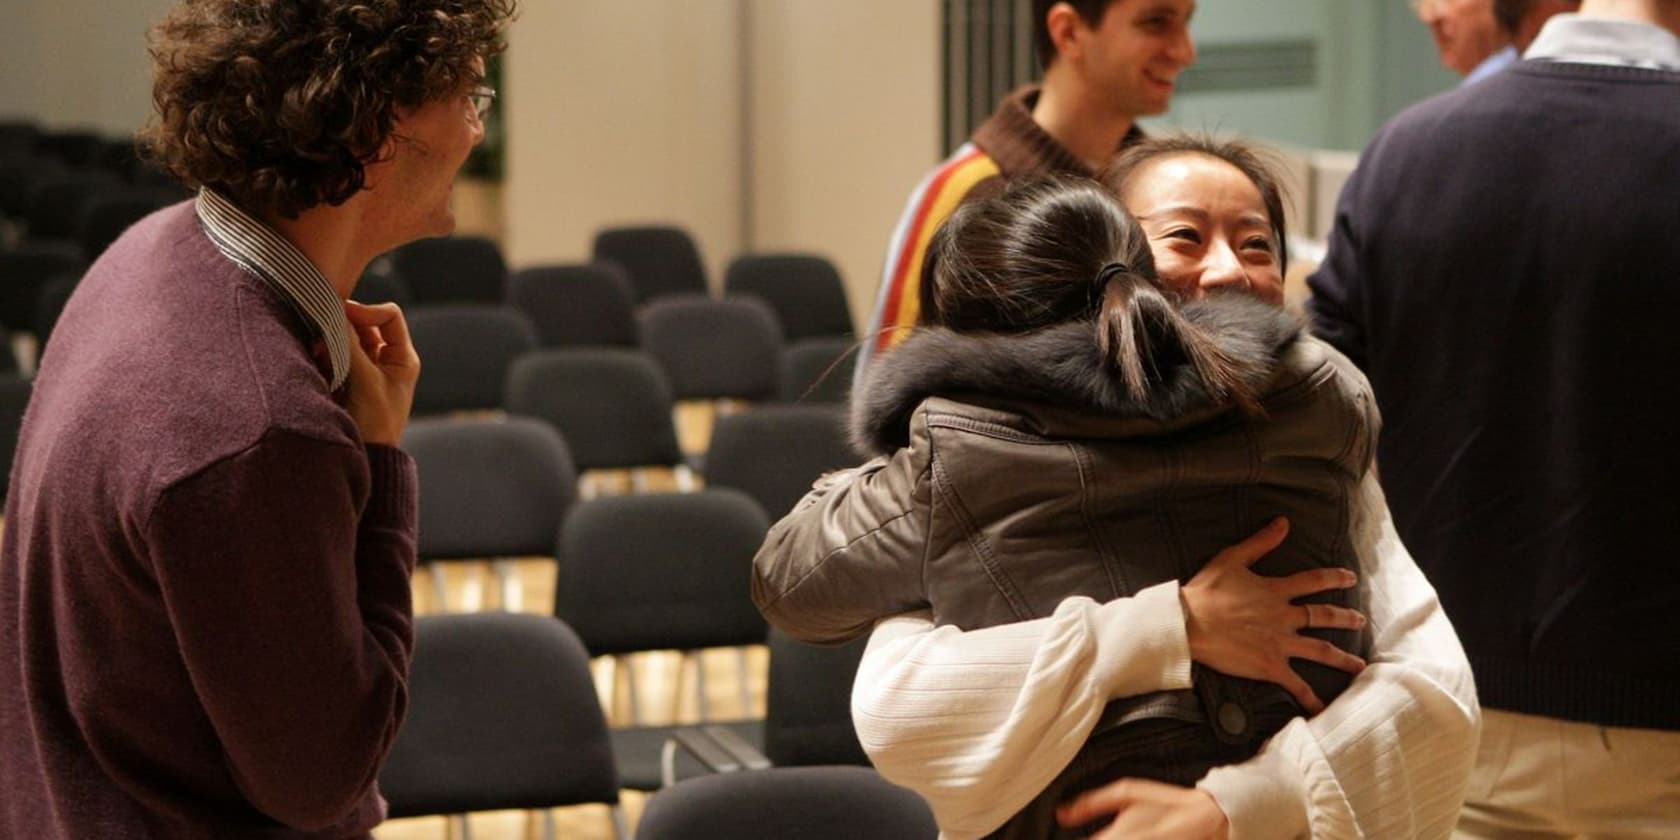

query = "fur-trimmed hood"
[852, 294, 1304, 456]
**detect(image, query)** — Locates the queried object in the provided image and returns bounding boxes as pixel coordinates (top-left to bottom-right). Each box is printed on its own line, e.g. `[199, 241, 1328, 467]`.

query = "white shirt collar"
[1525, 13, 1680, 72]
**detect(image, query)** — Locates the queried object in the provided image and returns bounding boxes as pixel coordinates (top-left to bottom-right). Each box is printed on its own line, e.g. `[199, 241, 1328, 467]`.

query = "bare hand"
[1180, 517, 1366, 713]
[343, 301, 420, 446]
[1057, 778, 1230, 839]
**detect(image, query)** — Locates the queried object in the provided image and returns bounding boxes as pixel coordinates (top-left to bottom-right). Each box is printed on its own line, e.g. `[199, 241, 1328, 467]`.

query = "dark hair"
[139, 0, 517, 220]
[923, 175, 1260, 411]
[1492, 0, 1526, 34]
[1102, 134, 1292, 274]
[1032, 0, 1121, 71]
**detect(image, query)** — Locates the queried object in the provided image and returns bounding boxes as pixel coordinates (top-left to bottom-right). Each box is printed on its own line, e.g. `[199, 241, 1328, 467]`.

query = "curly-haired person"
[0, 1, 515, 837]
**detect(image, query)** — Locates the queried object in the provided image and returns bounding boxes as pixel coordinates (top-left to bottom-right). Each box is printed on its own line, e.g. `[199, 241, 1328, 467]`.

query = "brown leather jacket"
[753, 296, 1378, 786]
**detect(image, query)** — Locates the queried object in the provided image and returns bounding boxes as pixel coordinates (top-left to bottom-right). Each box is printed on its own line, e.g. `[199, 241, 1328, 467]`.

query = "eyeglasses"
[467, 86, 497, 121]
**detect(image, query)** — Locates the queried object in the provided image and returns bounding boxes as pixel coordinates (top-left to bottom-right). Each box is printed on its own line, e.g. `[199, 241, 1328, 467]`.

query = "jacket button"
[1217, 701, 1248, 736]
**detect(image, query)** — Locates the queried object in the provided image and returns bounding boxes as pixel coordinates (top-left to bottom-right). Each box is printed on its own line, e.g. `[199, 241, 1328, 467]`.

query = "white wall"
[0, 0, 174, 135]
[502, 1, 747, 285]
[745, 1, 941, 331]
[503, 0, 941, 326]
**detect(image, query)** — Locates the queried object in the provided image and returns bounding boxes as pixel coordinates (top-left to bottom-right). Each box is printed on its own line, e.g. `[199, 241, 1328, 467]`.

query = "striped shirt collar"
[195, 188, 351, 391]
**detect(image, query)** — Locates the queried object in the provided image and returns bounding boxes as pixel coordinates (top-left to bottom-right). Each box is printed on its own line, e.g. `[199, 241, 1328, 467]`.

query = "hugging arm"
[751, 411, 935, 644]
[852, 475, 1477, 840]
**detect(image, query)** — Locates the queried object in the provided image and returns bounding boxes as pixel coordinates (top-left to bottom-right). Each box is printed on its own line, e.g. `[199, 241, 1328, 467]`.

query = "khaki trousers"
[1453, 708, 1680, 840]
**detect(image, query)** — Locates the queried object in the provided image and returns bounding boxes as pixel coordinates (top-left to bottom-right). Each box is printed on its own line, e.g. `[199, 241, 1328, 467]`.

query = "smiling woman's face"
[1119, 153, 1285, 304]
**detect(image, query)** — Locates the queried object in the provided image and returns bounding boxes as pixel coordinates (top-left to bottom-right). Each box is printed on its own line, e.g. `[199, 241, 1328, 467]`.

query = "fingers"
[1275, 669, 1325, 715]
[1056, 779, 1142, 828]
[1211, 517, 1289, 569]
[1287, 635, 1367, 676]
[343, 301, 418, 372]
[1297, 602, 1367, 632]
[1276, 566, 1358, 599]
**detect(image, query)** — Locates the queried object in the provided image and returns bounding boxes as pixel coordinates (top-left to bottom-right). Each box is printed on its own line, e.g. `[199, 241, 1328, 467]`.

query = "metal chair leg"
[494, 559, 522, 612]
[429, 562, 449, 613]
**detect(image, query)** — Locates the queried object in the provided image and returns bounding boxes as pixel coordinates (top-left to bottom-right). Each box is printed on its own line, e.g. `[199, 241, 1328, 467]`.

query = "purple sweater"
[0, 201, 419, 838]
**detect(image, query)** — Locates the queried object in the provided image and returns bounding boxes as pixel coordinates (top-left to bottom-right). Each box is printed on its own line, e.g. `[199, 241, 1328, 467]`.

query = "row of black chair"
[370, 235, 855, 345]
[405, 306, 853, 424]
[380, 612, 932, 837]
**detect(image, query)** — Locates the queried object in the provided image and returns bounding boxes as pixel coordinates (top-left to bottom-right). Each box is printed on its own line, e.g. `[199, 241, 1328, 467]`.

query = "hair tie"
[1094, 262, 1130, 287]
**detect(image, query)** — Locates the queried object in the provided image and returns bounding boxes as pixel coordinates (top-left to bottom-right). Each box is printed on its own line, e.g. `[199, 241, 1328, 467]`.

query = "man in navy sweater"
[0, 1, 513, 837]
[1308, 0, 1680, 834]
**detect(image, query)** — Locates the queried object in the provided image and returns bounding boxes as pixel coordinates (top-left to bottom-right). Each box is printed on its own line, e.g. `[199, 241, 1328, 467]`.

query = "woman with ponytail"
[753, 139, 1475, 839]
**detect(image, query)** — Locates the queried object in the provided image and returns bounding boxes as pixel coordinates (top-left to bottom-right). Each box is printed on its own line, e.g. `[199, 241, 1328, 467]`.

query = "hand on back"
[1179, 517, 1366, 713]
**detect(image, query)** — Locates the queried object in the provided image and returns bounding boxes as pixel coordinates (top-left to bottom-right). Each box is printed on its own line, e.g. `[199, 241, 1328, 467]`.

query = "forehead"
[1122, 153, 1268, 220]
[1100, 0, 1196, 21]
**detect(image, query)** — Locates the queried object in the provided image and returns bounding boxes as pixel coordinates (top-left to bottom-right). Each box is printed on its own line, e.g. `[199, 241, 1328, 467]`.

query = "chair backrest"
[556, 488, 769, 656]
[26, 171, 121, 242]
[724, 253, 853, 342]
[590, 225, 707, 304]
[350, 269, 412, 307]
[0, 243, 85, 333]
[0, 376, 32, 504]
[704, 404, 855, 520]
[639, 295, 781, 401]
[504, 348, 683, 472]
[402, 416, 578, 561]
[76, 191, 164, 260]
[33, 272, 81, 354]
[379, 613, 620, 817]
[405, 305, 538, 415]
[634, 766, 937, 840]
[388, 235, 507, 305]
[505, 263, 638, 348]
[764, 630, 871, 767]
[779, 337, 857, 405]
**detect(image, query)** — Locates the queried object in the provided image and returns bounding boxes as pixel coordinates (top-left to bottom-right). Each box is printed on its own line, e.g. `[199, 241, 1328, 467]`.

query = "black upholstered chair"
[349, 269, 412, 307]
[0, 243, 84, 333]
[590, 225, 707, 304]
[402, 417, 577, 613]
[724, 253, 854, 342]
[33, 272, 81, 355]
[505, 263, 638, 348]
[556, 488, 768, 729]
[24, 170, 121, 243]
[76, 191, 166, 260]
[405, 305, 537, 416]
[387, 235, 507, 304]
[504, 348, 692, 494]
[638, 295, 782, 403]
[703, 404, 855, 520]
[635, 766, 937, 840]
[779, 336, 857, 405]
[379, 613, 628, 839]
[0, 376, 32, 504]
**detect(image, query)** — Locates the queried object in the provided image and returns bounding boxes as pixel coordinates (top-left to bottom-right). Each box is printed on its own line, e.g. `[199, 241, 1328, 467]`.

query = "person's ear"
[1045, 2, 1087, 65]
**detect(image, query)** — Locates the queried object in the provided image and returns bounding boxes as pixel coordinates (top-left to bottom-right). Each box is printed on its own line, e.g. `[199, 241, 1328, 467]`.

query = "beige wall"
[504, 0, 942, 325]
[503, 2, 747, 284]
[745, 1, 941, 332]
[0, 0, 175, 135]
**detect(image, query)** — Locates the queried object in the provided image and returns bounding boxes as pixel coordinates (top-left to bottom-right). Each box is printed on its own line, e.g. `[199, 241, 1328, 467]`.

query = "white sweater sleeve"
[1195, 475, 1480, 840]
[851, 580, 1193, 840]
[851, 475, 1480, 840]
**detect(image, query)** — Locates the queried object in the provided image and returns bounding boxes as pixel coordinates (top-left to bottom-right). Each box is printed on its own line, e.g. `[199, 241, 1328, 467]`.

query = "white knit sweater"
[851, 475, 1480, 839]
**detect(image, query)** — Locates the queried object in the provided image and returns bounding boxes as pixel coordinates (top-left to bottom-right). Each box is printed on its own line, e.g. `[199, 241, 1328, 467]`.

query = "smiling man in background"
[854, 0, 1198, 387]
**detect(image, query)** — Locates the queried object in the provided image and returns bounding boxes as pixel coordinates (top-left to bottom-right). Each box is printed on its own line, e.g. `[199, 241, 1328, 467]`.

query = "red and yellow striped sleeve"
[866, 146, 1002, 354]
